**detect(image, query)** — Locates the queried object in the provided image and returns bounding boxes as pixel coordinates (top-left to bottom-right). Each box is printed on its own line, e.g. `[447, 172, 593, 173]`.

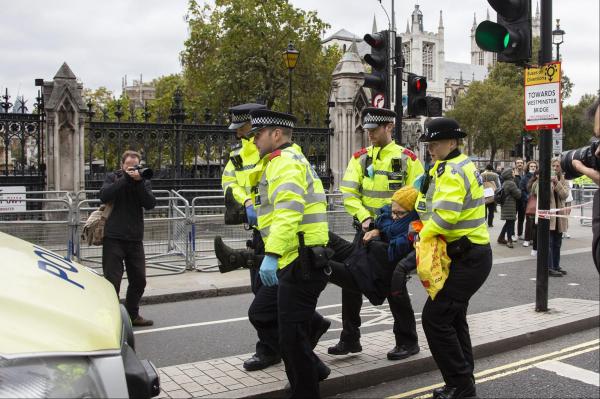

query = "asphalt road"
[133, 252, 598, 369]
[332, 328, 600, 399]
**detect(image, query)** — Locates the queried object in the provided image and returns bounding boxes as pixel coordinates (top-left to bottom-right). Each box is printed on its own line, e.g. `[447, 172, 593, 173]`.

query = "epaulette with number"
[353, 148, 368, 159]
[402, 148, 417, 161]
[269, 149, 282, 160]
[436, 161, 447, 177]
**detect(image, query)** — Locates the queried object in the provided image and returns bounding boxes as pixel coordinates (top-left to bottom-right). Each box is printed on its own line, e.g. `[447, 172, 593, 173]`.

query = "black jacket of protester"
[99, 170, 156, 241]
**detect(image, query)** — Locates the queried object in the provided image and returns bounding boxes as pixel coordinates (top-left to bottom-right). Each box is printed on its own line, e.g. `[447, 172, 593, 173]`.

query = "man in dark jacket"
[100, 150, 156, 326]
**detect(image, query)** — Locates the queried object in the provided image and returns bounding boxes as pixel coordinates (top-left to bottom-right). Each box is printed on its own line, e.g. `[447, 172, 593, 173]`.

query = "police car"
[0, 231, 159, 398]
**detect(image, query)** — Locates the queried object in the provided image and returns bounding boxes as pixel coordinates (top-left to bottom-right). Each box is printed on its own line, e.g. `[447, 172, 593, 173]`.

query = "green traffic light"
[475, 20, 510, 52]
[503, 33, 510, 48]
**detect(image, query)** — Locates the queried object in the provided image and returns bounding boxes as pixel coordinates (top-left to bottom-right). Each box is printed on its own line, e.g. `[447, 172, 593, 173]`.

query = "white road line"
[536, 360, 600, 387]
[135, 300, 423, 335]
[493, 247, 590, 265]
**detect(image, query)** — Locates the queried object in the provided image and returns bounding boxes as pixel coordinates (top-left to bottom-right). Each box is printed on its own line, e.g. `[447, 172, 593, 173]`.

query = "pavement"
[153, 298, 599, 398]
[121, 216, 596, 305]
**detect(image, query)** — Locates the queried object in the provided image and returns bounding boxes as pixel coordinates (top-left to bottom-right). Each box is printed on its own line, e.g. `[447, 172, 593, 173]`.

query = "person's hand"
[126, 167, 142, 181]
[362, 229, 380, 244]
[390, 266, 408, 297]
[361, 217, 373, 232]
[573, 160, 600, 185]
[245, 204, 258, 227]
[259, 255, 279, 287]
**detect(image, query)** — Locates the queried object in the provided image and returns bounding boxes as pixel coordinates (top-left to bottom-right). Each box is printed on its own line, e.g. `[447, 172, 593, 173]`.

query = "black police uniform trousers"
[328, 232, 418, 347]
[248, 230, 329, 359]
[102, 237, 147, 319]
[421, 242, 492, 389]
[277, 258, 329, 398]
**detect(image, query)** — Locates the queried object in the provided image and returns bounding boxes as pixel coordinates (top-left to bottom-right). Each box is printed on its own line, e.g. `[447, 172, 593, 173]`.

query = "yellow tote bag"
[416, 236, 451, 300]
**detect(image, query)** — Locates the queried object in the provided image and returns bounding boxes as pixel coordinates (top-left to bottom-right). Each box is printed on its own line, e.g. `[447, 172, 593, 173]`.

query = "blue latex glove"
[259, 255, 279, 287]
[245, 204, 257, 227]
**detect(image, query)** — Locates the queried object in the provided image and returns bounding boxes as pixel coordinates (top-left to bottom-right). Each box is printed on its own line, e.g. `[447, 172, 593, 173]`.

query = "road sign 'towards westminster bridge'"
[524, 61, 562, 131]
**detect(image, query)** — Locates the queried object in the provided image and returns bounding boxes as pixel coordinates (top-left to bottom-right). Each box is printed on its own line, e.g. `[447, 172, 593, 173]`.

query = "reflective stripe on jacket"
[340, 142, 424, 222]
[416, 153, 489, 245]
[221, 137, 260, 205]
[256, 145, 329, 269]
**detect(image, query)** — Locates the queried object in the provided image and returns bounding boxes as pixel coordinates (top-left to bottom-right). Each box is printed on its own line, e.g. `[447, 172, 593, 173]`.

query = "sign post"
[524, 61, 562, 131]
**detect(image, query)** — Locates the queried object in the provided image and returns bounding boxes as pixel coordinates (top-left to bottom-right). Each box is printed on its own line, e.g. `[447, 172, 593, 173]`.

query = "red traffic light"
[364, 33, 386, 49]
[411, 76, 427, 92]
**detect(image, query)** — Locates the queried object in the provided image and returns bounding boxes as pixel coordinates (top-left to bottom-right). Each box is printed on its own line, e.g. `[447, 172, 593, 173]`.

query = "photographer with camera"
[100, 150, 156, 326]
[566, 100, 599, 272]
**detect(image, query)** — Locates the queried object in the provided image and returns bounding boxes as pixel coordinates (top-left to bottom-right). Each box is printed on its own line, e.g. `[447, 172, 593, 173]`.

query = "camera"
[132, 165, 154, 179]
[560, 140, 600, 180]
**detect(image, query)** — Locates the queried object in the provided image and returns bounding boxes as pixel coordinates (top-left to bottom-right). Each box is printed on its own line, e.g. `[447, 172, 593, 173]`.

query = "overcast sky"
[1, 0, 597, 109]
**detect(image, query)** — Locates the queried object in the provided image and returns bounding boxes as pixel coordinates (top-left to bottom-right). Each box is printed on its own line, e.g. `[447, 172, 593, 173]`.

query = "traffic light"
[407, 73, 427, 117]
[425, 96, 443, 117]
[362, 30, 390, 107]
[475, 0, 531, 63]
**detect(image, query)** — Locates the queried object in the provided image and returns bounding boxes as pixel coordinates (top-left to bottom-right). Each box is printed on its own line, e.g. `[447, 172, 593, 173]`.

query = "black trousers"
[484, 203, 496, 227]
[517, 199, 525, 236]
[278, 259, 329, 398]
[421, 243, 492, 388]
[102, 237, 147, 319]
[328, 232, 418, 347]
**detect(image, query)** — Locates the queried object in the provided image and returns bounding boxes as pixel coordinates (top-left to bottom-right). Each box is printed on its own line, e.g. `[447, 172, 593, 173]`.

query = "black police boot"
[310, 318, 332, 349]
[283, 360, 331, 392]
[214, 236, 260, 273]
[242, 353, 281, 371]
[386, 343, 420, 360]
[433, 384, 477, 399]
[327, 340, 362, 355]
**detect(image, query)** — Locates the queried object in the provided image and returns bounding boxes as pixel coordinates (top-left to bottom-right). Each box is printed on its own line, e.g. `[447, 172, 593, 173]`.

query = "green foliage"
[180, 0, 341, 124]
[447, 80, 523, 163]
[149, 74, 184, 122]
[563, 94, 598, 150]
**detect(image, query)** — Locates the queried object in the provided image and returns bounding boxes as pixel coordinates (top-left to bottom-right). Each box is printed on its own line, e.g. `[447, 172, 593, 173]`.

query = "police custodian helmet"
[419, 117, 467, 142]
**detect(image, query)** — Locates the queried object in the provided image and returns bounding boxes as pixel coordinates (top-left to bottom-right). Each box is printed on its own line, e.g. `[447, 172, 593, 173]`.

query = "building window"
[479, 51, 484, 66]
[422, 42, 434, 80]
[402, 43, 411, 73]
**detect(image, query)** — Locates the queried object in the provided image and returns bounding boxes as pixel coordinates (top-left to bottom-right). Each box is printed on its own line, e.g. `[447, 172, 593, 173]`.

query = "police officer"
[330, 107, 424, 360]
[416, 118, 492, 399]
[251, 109, 331, 398]
[215, 103, 279, 372]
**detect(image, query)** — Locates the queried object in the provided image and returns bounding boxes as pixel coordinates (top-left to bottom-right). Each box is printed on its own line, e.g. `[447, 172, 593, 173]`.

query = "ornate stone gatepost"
[328, 42, 370, 191]
[42, 63, 87, 194]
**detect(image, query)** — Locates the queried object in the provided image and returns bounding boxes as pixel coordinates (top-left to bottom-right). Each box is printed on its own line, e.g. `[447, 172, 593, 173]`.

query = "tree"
[180, 0, 341, 124]
[563, 94, 598, 150]
[447, 80, 523, 163]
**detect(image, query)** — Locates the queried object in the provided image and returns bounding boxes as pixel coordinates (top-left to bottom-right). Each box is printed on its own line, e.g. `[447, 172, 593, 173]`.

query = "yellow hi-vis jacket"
[254, 144, 329, 269]
[340, 142, 424, 222]
[416, 152, 490, 245]
[221, 137, 260, 205]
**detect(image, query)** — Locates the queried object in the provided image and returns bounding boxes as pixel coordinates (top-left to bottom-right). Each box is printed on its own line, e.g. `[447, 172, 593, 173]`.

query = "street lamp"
[282, 41, 299, 114]
[552, 19, 565, 61]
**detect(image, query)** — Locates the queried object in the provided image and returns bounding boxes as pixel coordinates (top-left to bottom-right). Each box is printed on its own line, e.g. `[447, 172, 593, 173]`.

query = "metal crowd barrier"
[571, 186, 597, 227]
[0, 188, 363, 276]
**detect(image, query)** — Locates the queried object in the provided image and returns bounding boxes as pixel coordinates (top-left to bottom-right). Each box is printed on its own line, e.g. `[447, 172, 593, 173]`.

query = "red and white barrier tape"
[536, 200, 594, 220]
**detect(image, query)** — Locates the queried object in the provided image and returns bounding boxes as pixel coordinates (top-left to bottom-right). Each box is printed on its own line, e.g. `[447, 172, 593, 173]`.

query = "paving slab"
[152, 298, 599, 398]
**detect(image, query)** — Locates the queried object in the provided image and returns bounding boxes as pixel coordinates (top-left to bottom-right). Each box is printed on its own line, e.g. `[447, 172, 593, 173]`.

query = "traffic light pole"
[536, 0, 553, 312]
[394, 35, 403, 144]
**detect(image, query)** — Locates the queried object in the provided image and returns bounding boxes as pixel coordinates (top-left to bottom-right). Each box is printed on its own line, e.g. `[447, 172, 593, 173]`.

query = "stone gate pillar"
[328, 43, 370, 191]
[42, 63, 87, 193]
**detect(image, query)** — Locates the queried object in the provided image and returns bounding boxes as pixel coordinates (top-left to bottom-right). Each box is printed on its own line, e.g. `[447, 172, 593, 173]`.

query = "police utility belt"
[297, 231, 333, 280]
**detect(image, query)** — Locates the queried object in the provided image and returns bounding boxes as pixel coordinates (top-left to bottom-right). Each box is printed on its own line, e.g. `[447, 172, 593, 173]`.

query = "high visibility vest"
[340, 142, 424, 222]
[416, 153, 489, 245]
[221, 137, 260, 205]
[255, 145, 329, 269]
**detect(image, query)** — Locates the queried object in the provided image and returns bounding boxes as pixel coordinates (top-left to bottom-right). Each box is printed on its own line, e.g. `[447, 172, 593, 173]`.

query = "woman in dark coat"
[498, 167, 521, 248]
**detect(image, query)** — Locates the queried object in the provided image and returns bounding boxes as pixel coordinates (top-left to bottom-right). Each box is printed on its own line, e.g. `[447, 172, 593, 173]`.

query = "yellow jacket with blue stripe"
[255, 144, 329, 269]
[340, 142, 424, 222]
[221, 137, 260, 205]
[416, 151, 489, 244]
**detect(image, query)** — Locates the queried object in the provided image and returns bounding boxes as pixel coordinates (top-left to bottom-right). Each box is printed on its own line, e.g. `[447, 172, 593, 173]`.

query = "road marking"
[387, 340, 599, 399]
[493, 247, 590, 265]
[498, 273, 507, 277]
[568, 283, 580, 286]
[536, 360, 600, 387]
[135, 300, 423, 335]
